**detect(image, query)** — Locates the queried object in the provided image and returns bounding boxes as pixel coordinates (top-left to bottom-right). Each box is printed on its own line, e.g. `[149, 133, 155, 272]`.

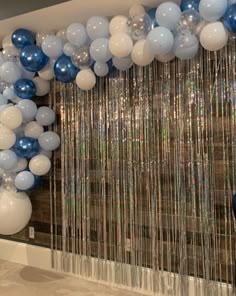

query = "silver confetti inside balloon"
[71, 46, 93, 69]
[127, 13, 152, 40]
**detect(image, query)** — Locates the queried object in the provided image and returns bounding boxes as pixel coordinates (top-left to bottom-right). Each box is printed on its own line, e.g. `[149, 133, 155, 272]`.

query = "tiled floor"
[0, 259, 144, 296]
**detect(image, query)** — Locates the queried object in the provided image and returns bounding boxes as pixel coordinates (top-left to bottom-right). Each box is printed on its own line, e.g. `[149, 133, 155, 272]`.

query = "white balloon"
[109, 33, 133, 58]
[24, 121, 44, 139]
[0, 125, 16, 149]
[38, 131, 60, 151]
[33, 77, 50, 96]
[129, 4, 145, 18]
[3, 87, 16, 101]
[147, 27, 174, 56]
[15, 171, 35, 191]
[94, 62, 109, 77]
[199, 0, 227, 22]
[29, 155, 51, 176]
[0, 150, 18, 170]
[42, 35, 64, 58]
[0, 188, 32, 235]
[131, 39, 154, 66]
[200, 22, 228, 51]
[156, 2, 181, 31]
[8, 157, 28, 173]
[2, 34, 14, 49]
[76, 69, 96, 91]
[0, 61, 22, 84]
[109, 16, 129, 35]
[0, 106, 23, 129]
[36, 106, 56, 126]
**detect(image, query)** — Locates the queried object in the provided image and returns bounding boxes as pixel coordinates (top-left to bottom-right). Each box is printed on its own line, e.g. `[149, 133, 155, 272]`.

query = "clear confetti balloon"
[178, 9, 205, 35]
[127, 13, 152, 40]
[71, 46, 93, 69]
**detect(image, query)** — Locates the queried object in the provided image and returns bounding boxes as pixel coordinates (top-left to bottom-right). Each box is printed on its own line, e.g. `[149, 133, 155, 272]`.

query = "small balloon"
[24, 121, 44, 139]
[3, 88, 16, 101]
[15, 171, 35, 191]
[8, 157, 28, 173]
[0, 106, 23, 129]
[35, 106, 56, 126]
[14, 79, 36, 99]
[127, 13, 152, 40]
[38, 131, 60, 151]
[54, 54, 79, 83]
[17, 100, 37, 121]
[94, 62, 109, 77]
[0, 150, 18, 170]
[13, 136, 40, 159]
[20, 45, 49, 72]
[76, 69, 96, 91]
[63, 42, 77, 57]
[29, 155, 51, 176]
[147, 27, 174, 56]
[11, 29, 35, 49]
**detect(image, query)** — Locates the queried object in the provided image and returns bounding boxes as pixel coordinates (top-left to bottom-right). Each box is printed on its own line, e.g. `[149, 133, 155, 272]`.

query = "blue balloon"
[54, 54, 79, 83]
[13, 137, 40, 159]
[180, 0, 200, 11]
[20, 45, 49, 72]
[12, 29, 35, 49]
[224, 4, 236, 33]
[147, 8, 158, 28]
[14, 79, 36, 99]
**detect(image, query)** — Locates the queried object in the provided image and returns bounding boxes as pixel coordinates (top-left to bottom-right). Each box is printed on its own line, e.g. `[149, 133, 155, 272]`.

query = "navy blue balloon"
[224, 4, 236, 33]
[54, 54, 79, 83]
[180, 0, 200, 12]
[14, 79, 36, 99]
[12, 28, 35, 49]
[13, 137, 40, 159]
[20, 45, 49, 72]
[147, 8, 158, 28]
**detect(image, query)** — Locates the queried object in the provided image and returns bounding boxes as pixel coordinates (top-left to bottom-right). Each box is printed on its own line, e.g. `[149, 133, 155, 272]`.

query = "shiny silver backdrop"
[50, 42, 236, 296]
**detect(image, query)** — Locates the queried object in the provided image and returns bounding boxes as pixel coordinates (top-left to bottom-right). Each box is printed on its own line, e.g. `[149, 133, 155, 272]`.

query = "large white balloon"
[24, 121, 44, 139]
[109, 33, 133, 58]
[33, 77, 50, 96]
[0, 188, 32, 235]
[0, 61, 22, 84]
[131, 39, 154, 66]
[76, 69, 96, 91]
[200, 22, 228, 51]
[42, 35, 64, 58]
[66, 23, 88, 47]
[156, 2, 181, 31]
[109, 16, 129, 35]
[0, 125, 16, 149]
[199, 0, 227, 22]
[0, 106, 23, 129]
[29, 155, 51, 176]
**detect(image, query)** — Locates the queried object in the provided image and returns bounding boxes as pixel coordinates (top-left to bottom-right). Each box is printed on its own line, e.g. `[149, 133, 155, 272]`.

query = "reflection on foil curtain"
[50, 42, 236, 296]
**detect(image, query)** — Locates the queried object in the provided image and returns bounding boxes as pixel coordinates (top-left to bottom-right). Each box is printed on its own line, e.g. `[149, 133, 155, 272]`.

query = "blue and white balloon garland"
[0, 0, 235, 235]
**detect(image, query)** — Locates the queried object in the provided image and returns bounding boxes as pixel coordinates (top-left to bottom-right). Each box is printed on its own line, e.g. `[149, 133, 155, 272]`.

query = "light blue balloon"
[86, 16, 109, 40]
[94, 62, 109, 77]
[147, 27, 174, 56]
[0, 94, 8, 105]
[199, 0, 227, 22]
[112, 56, 133, 71]
[17, 99, 37, 121]
[0, 150, 18, 170]
[35, 106, 55, 126]
[15, 171, 35, 191]
[3, 88, 16, 101]
[173, 29, 199, 59]
[89, 38, 112, 63]
[156, 2, 181, 31]
[38, 131, 60, 151]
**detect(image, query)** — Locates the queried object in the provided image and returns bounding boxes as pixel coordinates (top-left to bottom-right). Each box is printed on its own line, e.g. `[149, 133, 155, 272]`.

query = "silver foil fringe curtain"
[50, 42, 236, 296]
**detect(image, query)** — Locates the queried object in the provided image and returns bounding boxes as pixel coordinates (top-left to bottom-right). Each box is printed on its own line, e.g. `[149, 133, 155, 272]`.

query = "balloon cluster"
[0, 0, 233, 94]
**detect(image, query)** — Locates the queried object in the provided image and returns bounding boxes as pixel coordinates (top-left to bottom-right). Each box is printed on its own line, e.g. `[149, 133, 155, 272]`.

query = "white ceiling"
[0, 0, 180, 40]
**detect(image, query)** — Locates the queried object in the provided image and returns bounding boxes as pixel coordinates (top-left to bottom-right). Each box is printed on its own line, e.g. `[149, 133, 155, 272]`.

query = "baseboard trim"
[0, 238, 233, 296]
